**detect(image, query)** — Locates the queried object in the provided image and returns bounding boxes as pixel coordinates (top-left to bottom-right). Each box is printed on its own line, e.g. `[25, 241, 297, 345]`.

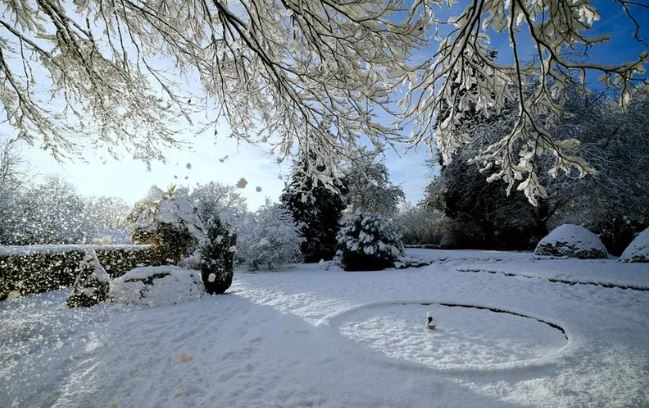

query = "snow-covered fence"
[0, 245, 157, 300]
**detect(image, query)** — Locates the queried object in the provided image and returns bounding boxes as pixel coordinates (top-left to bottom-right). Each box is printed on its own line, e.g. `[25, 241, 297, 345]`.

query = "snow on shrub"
[66, 249, 110, 308]
[336, 211, 404, 271]
[199, 216, 236, 294]
[534, 224, 607, 259]
[237, 203, 303, 270]
[619, 227, 649, 263]
[110, 265, 204, 307]
[128, 186, 204, 264]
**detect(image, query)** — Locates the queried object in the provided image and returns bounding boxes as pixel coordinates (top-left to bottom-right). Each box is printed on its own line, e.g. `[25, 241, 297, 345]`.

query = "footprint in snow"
[173, 351, 194, 364]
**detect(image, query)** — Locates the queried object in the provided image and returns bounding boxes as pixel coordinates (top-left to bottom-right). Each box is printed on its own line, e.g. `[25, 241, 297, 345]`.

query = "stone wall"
[0, 245, 158, 300]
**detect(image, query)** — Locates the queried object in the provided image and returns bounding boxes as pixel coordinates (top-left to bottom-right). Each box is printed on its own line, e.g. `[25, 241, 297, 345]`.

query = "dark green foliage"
[595, 216, 646, 257]
[280, 155, 347, 263]
[199, 216, 236, 294]
[336, 212, 404, 271]
[424, 57, 547, 250]
[133, 224, 196, 265]
[425, 160, 546, 250]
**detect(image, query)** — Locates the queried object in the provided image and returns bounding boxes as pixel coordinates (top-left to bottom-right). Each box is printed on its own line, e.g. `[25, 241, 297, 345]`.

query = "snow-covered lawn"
[1, 249, 648, 407]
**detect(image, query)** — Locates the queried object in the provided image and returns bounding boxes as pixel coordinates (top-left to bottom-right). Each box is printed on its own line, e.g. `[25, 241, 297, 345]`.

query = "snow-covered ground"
[1, 249, 648, 407]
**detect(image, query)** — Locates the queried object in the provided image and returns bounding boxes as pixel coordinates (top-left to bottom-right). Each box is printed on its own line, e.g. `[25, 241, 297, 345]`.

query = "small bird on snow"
[427, 311, 437, 330]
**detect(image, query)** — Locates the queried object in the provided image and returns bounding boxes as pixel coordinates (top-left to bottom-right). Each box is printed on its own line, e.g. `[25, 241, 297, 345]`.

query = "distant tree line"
[0, 153, 131, 245]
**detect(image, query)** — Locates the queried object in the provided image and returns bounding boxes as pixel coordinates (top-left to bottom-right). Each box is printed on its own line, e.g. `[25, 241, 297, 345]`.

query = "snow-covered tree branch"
[405, 0, 647, 204]
[0, 0, 646, 203]
[0, 0, 425, 164]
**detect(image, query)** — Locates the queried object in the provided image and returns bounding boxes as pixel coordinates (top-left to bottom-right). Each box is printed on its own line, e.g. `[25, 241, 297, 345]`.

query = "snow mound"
[534, 224, 607, 259]
[619, 228, 649, 263]
[110, 266, 205, 307]
[321, 301, 569, 372]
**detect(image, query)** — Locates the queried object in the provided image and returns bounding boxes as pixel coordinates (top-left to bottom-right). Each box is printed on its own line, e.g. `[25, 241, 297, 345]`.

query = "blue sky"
[8, 0, 648, 209]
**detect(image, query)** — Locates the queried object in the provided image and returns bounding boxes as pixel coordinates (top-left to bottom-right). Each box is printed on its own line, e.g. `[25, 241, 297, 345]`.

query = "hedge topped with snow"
[0, 244, 157, 300]
[619, 228, 649, 263]
[534, 224, 607, 259]
[336, 211, 404, 271]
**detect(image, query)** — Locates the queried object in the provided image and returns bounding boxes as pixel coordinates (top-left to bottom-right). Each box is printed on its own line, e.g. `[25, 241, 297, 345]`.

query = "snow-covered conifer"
[281, 151, 347, 262]
[336, 211, 404, 271]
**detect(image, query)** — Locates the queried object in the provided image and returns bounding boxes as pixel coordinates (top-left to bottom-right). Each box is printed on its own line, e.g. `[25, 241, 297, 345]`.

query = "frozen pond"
[330, 302, 569, 371]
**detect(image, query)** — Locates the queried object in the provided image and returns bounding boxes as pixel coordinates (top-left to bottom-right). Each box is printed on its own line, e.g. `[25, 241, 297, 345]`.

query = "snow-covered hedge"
[128, 186, 204, 264]
[0, 245, 156, 300]
[110, 266, 205, 307]
[619, 228, 649, 263]
[236, 203, 303, 270]
[534, 224, 608, 259]
[336, 211, 404, 271]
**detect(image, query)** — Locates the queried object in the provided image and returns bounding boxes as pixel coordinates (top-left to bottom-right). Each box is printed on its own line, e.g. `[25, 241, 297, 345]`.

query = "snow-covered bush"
[191, 181, 248, 227]
[336, 211, 404, 271]
[110, 266, 204, 307]
[237, 203, 303, 270]
[128, 186, 204, 264]
[199, 216, 236, 294]
[535, 224, 608, 259]
[619, 228, 649, 263]
[66, 249, 110, 307]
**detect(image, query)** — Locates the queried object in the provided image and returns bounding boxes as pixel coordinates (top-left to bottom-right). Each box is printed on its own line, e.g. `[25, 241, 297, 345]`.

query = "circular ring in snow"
[316, 300, 573, 374]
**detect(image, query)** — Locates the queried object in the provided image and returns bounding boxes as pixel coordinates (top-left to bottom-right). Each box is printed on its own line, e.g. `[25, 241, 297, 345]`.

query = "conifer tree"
[280, 153, 347, 263]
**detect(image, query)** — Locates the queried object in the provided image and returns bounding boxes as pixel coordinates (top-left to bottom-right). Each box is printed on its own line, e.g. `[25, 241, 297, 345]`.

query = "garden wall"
[0, 245, 158, 300]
